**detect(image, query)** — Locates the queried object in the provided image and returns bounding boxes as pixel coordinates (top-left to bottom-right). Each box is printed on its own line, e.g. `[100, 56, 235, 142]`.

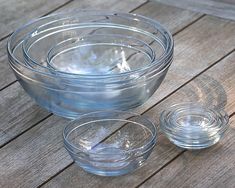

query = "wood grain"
[139, 114, 235, 188]
[133, 1, 202, 34]
[0, 82, 50, 147]
[41, 48, 235, 188]
[0, 2, 202, 148]
[154, 0, 235, 21]
[58, 0, 146, 12]
[0, 0, 71, 39]
[0, 116, 70, 188]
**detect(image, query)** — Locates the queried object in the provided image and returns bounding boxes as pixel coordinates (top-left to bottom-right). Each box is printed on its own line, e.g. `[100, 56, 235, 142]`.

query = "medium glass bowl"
[160, 103, 229, 149]
[63, 110, 157, 176]
[8, 10, 173, 118]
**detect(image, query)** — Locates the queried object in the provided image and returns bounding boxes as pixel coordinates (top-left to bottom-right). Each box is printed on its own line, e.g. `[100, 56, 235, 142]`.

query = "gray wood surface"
[154, 0, 235, 21]
[42, 48, 235, 188]
[0, 0, 235, 187]
[0, 0, 71, 39]
[0, 82, 50, 147]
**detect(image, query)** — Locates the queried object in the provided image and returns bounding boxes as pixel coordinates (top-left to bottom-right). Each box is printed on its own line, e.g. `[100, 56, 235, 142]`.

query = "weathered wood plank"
[0, 0, 147, 147]
[153, 0, 235, 21]
[41, 50, 235, 188]
[0, 2, 201, 147]
[0, 116, 70, 188]
[61, 0, 146, 11]
[0, 82, 50, 147]
[134, 1, 202, 34]
[0, 0, 71, 39]
[139, 115, 235, 188]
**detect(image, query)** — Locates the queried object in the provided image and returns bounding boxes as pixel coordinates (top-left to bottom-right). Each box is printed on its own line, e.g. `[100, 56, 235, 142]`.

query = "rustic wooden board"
[0, 0, 72, 39]
[133, 1, 202, 34]
[0, 2, 202, 147]
[154, 0, 235, 21]
[41, 50, 235, 188]
[139, 115, 235, 188]
[60, 0, 146, 12]
[0, 116, 70, 188]
[0, 82, 50, 147]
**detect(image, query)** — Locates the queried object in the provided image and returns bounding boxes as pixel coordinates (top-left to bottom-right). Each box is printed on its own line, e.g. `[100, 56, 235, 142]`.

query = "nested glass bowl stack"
[7, 10, 173, 119]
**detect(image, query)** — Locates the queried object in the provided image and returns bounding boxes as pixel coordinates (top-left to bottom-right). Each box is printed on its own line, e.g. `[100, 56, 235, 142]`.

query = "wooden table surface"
[0, 0, 235, 187]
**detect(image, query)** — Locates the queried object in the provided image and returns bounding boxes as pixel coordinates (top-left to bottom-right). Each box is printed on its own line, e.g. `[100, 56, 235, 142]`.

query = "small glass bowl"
[160, 103, 229, 149]
[63, 110, 157, 176]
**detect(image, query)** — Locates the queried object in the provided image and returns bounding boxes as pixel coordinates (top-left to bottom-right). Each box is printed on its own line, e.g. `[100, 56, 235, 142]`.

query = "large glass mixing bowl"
[8, 11, 173, 118]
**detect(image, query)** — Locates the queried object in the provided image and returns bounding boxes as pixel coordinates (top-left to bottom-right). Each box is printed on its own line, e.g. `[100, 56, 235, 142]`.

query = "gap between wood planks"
[1, 1, 234, 185]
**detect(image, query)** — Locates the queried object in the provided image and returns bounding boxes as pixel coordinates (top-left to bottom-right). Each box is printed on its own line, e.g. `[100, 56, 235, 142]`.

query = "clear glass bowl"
[160, 103, 229, 149]
[8, 11, 173, 118]
[63, 110, 157, 176]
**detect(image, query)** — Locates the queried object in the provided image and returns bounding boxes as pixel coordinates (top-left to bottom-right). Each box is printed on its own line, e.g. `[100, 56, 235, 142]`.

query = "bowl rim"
[63, 110, 157, 156]
[7, 10, 173, 79]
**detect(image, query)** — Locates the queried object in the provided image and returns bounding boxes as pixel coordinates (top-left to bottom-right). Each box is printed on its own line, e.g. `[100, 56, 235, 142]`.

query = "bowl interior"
[46, 34, 155, 75]
[64, 111, 156, 158]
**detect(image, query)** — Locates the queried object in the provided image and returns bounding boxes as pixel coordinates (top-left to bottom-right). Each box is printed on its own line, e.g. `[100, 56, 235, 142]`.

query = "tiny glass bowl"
[160, 103, 229, 149]
[63, 110, 157, 176]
